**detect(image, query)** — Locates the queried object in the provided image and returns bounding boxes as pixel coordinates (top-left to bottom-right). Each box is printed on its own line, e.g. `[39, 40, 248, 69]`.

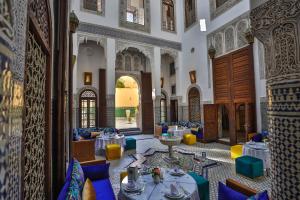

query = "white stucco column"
[106, 38, 116, 95]
[153, 46, 161, 124]
[175, 51, 182, 97]
[153, 46, 161, 96]
[106, 38, 116, 127]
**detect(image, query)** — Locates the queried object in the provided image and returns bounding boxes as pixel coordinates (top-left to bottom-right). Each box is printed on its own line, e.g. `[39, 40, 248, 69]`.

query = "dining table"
[119, 168, 200, 200]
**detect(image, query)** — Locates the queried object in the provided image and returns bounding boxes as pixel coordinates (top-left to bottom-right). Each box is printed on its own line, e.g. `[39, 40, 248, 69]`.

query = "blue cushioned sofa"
[73, 127, 119, 140]
[58, 159, 116, 200]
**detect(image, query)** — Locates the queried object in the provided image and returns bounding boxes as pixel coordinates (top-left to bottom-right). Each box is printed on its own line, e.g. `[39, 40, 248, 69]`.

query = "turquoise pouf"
[236, 156, 264, 179]
[188, 172, 209, 200]
[125, 137, 136, 150]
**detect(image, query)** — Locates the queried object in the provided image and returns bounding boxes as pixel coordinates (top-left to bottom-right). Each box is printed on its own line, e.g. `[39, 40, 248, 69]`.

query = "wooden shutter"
[99, 69, 107, 127]
[203, 104, 218, 142]
[141, 72, 154, 134]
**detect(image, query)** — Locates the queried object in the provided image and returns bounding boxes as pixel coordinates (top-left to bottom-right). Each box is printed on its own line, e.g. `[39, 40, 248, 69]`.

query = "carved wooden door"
[203, 104, 218, 142]
[23, 0, 52, 198]
[188, 87, 201, 122]
[141, 72, 154, 134]
[170, 99, 178, 122]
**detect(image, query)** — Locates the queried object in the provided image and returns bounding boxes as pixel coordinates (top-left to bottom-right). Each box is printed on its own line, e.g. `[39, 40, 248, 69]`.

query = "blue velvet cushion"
[218, 182, 248, 200]
[82, 163, 110, 181]
[57, 179, 72, 200]
[247, 191, 269, 200]
[66, 159, 74, 180]
[252, 134, 263, 142]
[92, 179, 116, 200]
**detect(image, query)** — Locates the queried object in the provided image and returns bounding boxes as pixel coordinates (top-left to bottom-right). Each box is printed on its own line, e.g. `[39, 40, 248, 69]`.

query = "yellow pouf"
[183, 134, 197, 145]
[106, 144, 121, 160]
[230, 145, 243, 159]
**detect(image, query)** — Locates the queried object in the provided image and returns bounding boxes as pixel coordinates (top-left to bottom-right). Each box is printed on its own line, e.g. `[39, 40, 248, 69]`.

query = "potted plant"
[152, 167, 161, 184]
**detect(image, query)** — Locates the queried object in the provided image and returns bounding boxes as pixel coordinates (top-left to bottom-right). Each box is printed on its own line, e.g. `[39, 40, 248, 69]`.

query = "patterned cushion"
[66, 178, 82, 200]
[82, 178, 96, 200]
[72, 159, 85, 191]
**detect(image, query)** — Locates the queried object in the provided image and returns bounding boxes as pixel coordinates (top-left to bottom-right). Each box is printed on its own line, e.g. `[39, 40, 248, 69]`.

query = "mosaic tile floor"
[98, 135, 271, 200]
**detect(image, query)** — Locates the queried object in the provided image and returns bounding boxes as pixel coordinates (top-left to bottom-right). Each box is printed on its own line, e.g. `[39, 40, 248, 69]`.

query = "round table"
[119, 169, 200, 200]
[243, 142, 271, 170]
[95, 134, 126, 151]
[160, 136, 182, 163]
[168, 127, 191, 138]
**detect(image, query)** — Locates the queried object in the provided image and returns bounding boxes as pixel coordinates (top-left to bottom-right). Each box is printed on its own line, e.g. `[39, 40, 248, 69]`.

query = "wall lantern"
[84, 72, 92, 85]
[189, 70, 196, 84]
[161, 77, 164, 88]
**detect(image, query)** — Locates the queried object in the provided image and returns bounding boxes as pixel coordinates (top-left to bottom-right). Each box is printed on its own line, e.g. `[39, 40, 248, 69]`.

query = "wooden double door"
[204, 45, 256, 145]
[203, 103, 256, 145]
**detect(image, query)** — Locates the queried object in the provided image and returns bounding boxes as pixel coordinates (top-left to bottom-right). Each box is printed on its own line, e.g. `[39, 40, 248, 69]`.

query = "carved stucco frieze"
[251, 0, 300, 83]
[116, 40, 154, 62]
[207, 13, 250, 58]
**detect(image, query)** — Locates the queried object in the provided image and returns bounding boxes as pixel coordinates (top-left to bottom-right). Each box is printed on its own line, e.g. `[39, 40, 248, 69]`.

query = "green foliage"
[116, 79, 125, 88]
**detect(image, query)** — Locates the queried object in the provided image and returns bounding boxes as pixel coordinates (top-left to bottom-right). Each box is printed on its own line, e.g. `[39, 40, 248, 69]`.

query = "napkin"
[170, 184, 179, 196]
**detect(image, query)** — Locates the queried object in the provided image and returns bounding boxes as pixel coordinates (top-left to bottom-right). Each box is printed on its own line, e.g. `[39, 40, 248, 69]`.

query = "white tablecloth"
[168, 127, 191, 138]
[95, 135, 126, 150]
[119, 169, 200, 200]
[243, 142, 271, 170]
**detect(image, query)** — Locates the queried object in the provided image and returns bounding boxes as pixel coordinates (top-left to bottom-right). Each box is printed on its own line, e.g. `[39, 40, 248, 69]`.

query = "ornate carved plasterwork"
[207, 13, 250, 57]
[119, 0, 151, 33]
[28, 0, 50, 49]
[0, 0, 14, 43]
[210, 0, 242, 19]
[116, 40, 153, 62]
[78, 23, 182, 50]
[251, 1, 300, 199]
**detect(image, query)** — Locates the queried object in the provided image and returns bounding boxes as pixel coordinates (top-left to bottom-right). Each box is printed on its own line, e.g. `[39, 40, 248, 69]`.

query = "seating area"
[60, 125, 271, 200]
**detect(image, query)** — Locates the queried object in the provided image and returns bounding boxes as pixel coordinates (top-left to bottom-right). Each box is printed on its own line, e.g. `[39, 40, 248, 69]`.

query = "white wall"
[71, 0, 183, 42]
[76, 41, 106, 91]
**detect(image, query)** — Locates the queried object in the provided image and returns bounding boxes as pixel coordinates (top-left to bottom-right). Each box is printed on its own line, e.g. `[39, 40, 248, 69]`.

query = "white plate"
[165, 192, 185, 199]
[170, 169, 185, 176]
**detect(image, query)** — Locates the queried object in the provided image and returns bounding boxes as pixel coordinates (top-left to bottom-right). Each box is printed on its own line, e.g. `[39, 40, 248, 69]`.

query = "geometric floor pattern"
[99, 135, 271, 200]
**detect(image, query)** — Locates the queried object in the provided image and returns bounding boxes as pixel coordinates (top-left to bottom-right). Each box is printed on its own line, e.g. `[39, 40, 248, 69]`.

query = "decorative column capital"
[70, 10, 79, 33]
[208, 45, 216, 59]
[244, 28, 254, 44]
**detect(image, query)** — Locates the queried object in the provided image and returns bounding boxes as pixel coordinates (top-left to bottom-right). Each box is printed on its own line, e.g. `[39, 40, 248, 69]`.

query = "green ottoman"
[236, 156, 264, 179]
[188, 172, 209, 200]
[125, 137, 136, 150]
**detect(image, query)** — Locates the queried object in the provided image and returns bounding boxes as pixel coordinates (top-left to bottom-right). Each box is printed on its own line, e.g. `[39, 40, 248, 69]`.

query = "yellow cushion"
[230, 145, 243, 159]
[82, 178, 96, 200]
[106, 144, 121, 160]
[183, 134, 196, 145]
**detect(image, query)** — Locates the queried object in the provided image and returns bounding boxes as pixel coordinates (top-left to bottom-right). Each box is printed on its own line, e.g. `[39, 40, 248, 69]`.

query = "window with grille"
[126, 0, 145, 25]
[188, 87, 201, 122]
[170, 62, 175, 76]
[160, 92, 167, 123]
[79, 90, 97, 128]
[185, 0, 196, 28]
[83, 0, 104, 14]
[162, 0, 175, 32]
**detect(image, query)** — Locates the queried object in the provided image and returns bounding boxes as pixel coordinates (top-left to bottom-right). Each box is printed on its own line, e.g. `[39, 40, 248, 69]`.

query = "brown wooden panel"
[203, 104, 218, 142]
[170, 100, 178, 122]
[231, 46, 255, 103]
[141, 72, 154, 134]
[99, 69, 107, 127]
[213, 56, 231, 104]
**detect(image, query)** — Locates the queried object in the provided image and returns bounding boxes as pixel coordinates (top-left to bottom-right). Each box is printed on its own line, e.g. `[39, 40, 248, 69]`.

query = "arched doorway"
[79, 89, 97, 128]
[188, 87, 201, 122]
[115, 76, 140, 129]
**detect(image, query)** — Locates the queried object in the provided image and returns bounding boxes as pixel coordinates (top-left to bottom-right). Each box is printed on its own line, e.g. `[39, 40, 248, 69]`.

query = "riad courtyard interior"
[0, 0, 299, 200]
